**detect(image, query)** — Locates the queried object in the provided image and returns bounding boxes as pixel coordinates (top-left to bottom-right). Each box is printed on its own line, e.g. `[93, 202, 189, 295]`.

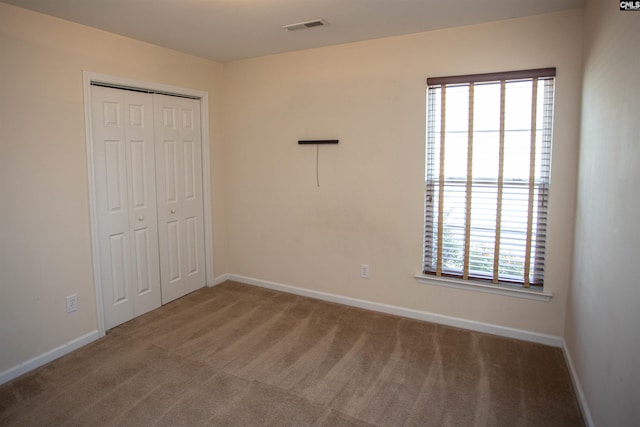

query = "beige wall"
[566, 0, 640, 425]
[222, 10, 583, 337]
[0, 3, 226, 373]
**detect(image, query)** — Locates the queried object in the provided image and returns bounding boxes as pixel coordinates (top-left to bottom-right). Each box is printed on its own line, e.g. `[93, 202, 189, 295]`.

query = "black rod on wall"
[298, 140, 339, 144]
[298, 140, 339, 187]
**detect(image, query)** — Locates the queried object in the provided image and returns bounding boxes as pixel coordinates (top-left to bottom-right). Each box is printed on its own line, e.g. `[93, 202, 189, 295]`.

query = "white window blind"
[424, 68, 555, 288]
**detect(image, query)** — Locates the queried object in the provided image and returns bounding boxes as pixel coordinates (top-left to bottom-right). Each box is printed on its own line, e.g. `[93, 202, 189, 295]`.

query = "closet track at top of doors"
[91, 81, 200, 100]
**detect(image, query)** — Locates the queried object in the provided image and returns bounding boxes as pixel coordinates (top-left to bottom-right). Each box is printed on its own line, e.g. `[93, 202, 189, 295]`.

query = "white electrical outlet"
[360, 264, 370, 279]
[66, 294, 78, 313]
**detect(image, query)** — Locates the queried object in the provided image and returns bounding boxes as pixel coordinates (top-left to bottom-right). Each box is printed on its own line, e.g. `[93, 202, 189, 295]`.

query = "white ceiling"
[3, 0, 584, 62]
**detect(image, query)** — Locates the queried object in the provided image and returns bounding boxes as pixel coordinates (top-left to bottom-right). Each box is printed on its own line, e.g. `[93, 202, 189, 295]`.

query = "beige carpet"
[0, 281, 583, 426]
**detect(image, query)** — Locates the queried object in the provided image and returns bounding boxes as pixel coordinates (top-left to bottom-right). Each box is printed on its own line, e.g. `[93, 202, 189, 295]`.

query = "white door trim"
[83, 71, 214, 337]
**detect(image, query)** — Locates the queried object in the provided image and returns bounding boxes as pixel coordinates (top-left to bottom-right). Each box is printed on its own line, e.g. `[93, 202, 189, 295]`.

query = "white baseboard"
[211, 273, 230, 287]
[227, 274, 563, 347]
[561, 339, 594, 427]
[0, 330, 100, 385]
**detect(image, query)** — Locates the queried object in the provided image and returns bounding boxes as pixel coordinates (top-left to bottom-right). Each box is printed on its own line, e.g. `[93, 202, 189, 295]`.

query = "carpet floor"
[0, 281, 583, 426]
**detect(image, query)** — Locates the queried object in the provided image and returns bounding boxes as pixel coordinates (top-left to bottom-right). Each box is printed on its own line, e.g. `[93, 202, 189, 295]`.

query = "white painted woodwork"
[153, 94, 206, 303]
[91, 86, 162, 329]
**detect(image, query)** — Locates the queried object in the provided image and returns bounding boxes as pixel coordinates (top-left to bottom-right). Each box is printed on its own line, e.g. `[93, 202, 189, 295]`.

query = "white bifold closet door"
[91, 86, 205, 330]
[153, 94, 205, 304]
[91, 86, 162, 329]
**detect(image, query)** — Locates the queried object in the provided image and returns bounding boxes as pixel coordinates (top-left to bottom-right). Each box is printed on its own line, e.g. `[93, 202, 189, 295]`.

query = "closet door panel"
[123, 91, 162, 317]
[178, 99, 205, 286]
[154, 94, 205, 303]
[133, 228, 152, 295]
[92, 86, 161, 329]
[108, 233, 129, 304]
[92, 86, 134, 329]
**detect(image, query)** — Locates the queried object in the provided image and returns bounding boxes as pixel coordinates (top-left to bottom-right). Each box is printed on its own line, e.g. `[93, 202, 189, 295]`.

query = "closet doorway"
[84, 73, 213, 334]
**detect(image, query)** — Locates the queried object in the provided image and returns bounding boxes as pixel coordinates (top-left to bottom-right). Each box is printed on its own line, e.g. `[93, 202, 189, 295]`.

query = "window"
[424, 68, 555, 288]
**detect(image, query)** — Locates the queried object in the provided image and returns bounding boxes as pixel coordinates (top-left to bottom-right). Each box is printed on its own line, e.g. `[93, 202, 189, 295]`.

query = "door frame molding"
[82, 71, 214, 337]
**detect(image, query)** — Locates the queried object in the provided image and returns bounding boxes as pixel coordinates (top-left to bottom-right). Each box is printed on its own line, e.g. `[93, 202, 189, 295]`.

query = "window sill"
[414, 274, 553, 302]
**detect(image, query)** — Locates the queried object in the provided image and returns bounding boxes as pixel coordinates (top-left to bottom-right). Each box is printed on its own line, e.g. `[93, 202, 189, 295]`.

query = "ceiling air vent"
[282, 19, 328, 32]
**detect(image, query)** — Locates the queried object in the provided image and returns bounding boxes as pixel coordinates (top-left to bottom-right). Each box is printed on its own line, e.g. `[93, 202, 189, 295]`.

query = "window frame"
[422, 68, 556, 292]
